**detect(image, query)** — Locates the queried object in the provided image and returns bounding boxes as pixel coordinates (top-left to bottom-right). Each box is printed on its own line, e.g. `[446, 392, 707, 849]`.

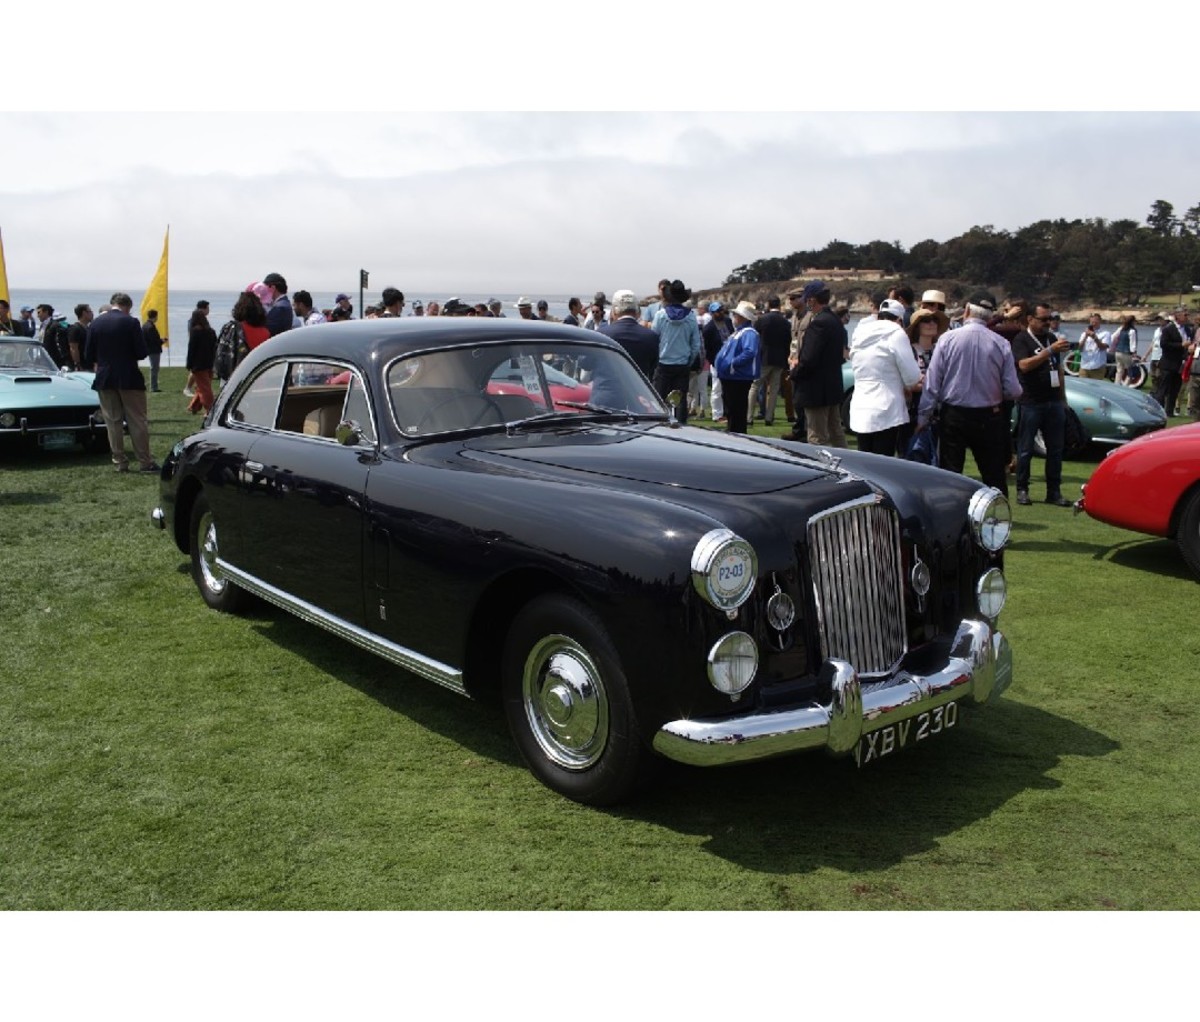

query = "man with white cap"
[599, 290, 658, 380]
[713, 300, 762, 434]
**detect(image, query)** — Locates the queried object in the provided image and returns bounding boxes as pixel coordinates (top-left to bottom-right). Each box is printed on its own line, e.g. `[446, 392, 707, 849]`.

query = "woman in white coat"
[848, 298, 922, 456]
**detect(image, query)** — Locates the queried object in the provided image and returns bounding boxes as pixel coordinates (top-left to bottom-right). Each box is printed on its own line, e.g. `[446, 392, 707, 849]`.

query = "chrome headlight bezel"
[707, 631, 759, 697]
[691, 528, 758, 612]
[968, 487, 1012, 552]
[976, 568, 1007, 619]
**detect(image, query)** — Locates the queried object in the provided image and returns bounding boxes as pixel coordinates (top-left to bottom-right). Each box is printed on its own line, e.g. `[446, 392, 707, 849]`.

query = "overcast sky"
[4, 4, 1195, 297]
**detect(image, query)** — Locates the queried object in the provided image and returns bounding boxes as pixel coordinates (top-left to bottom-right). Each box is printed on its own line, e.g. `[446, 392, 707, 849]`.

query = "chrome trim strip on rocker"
[652, 619, 1011, 767]
[216, 558, 467, 696]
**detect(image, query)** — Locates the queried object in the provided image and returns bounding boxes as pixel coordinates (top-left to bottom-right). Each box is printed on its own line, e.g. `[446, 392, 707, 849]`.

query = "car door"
[235, 360, 378, 627]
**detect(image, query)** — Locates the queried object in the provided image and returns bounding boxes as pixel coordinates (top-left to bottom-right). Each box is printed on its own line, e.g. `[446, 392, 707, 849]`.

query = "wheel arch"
[461, 567, 585, 703]
[1168, 477, 1200, 540]
[173, 475, 203, 555]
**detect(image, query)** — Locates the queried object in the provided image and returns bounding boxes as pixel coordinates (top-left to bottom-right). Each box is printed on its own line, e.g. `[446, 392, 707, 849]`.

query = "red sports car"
[1077, 422, 1200, 577]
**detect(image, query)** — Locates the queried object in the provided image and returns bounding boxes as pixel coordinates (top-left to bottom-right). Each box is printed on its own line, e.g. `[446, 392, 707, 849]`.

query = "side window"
[277, 362, 374, 442]
[227, 362, 287, 428]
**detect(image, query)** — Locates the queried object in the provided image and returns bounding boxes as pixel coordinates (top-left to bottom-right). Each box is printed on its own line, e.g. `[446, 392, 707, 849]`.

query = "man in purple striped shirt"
[916, 292, 1023, 496]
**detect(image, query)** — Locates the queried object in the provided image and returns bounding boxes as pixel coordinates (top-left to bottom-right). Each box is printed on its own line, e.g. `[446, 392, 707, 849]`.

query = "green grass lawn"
[2, 368, 1197, 910]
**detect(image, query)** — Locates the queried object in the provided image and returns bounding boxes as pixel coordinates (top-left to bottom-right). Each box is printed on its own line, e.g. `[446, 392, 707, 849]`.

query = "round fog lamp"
[968, 487, 1012, 552]
[0, 412, 17, 428]
[976, 568, 1007, 619]
[707, 632, 758, 697]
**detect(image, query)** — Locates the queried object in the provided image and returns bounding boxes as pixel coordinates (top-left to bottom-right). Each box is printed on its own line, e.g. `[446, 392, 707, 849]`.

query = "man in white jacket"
[848, 298, 922, 456]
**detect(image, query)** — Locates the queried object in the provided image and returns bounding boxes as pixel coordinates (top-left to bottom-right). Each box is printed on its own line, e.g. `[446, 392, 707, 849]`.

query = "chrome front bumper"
[652, 619, 1011, 767]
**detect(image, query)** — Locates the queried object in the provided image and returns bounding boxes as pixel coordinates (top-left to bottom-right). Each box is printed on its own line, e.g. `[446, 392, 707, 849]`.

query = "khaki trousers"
[804, 404, 847, 448]
[97, 388, 153, 469]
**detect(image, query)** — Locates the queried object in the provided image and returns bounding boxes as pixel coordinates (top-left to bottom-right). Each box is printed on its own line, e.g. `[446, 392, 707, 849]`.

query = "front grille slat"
[808, 498, 907, 677]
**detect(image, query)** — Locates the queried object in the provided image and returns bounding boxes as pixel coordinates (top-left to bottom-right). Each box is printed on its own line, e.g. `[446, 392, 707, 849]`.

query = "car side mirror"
[336, 419, 365, 446]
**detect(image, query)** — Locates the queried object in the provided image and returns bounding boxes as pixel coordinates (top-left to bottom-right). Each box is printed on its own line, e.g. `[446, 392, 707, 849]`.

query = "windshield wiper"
[506, 404, 642, 432]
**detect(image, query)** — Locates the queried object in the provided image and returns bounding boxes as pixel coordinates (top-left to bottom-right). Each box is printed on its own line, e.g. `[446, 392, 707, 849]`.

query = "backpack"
[214, 320, 248, 381]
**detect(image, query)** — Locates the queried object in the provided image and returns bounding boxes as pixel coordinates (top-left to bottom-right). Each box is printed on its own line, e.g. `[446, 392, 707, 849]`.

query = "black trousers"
[721, 379, 752, 433]
[1154, 370, 1183, 416]
[857, 426, 900, 457]
[937, 404, 1011, 496]
[653, 364, 692, 424]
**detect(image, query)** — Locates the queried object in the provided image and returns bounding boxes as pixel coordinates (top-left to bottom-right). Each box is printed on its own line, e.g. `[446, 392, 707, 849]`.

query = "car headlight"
[691, 528, 758, 612]
[968, 487, 1011, 552]
[0, 412, 16, 428]
[707, 631, 758, 697]
[976, 568, 1007, 619]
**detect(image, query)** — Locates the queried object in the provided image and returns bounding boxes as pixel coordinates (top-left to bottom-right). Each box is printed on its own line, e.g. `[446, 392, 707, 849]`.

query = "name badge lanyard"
[1032, 331, 1061, 388]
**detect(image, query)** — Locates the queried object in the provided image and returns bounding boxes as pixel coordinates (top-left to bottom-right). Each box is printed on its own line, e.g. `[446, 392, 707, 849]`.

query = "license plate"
[38, 430, 78, 450]
[854, 701, 959, 767]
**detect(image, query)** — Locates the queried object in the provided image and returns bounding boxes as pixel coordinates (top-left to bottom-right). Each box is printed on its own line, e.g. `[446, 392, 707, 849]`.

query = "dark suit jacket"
[600, 316, 659, 380]
[85, 310, 148, 391]
[791, 307, 846, 407]
[1158, 321, 1186, 373]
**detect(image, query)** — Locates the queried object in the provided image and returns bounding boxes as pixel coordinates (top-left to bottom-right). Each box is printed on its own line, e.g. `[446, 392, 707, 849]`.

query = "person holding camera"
[1078, 314, 1111, 380]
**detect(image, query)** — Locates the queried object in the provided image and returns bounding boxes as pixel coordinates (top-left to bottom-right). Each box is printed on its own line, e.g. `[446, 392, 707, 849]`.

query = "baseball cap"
[335, 293, 350, 302]
[800, 280, 827, 301]
[878, 298, 907, 320]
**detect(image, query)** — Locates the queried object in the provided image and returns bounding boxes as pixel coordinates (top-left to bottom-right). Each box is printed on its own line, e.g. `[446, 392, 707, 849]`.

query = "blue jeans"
[1015, 399, 1065, 496]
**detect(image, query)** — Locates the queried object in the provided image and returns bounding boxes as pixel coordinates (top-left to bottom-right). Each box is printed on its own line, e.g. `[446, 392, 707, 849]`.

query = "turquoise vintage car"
[838, 364, 1165, 456]
[0, 338, 105, 450]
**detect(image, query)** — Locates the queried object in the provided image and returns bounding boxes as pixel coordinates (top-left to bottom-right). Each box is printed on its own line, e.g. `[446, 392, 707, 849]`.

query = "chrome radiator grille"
[807, 498, 907, 677]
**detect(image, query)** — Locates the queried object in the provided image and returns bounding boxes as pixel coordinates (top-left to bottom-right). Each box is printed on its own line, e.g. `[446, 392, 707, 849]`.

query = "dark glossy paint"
[161, 318, 1000, 750]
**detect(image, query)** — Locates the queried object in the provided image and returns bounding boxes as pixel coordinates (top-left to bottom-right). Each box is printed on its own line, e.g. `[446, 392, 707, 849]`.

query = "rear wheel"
[189, 493, 246, 612]
[1122, 362, 1148, 389]
[502, 594, 647, 805]
[1177, 489, 1200, 579]
[1063, 350, 1082, 376]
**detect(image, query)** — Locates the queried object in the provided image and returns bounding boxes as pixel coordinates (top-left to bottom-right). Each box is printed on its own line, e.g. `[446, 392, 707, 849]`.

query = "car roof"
[242, 317, 626, 367]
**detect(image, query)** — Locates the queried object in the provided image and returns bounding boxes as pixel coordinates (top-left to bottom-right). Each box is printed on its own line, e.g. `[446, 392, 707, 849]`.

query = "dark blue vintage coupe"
[153, 318, 1014, 804]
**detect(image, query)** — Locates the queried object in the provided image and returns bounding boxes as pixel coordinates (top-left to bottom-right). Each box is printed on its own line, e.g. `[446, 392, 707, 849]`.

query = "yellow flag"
[140, 227, 169, 346]
[0, 226, 10, 304]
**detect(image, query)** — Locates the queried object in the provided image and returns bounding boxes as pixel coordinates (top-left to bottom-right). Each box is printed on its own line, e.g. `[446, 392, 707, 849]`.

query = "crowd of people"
[3, 272, 1198, 489]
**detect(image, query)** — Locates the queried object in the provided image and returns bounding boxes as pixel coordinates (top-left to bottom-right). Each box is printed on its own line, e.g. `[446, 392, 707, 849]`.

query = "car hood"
[1067, 377, 1164, 419]
[0, 370, 96, 397]
[457, 423, 843, 496]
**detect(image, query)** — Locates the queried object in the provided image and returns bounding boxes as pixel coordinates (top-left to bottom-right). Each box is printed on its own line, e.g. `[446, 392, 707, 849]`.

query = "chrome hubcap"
[522, 635, 608, 770]
[197, 512, 226, 594]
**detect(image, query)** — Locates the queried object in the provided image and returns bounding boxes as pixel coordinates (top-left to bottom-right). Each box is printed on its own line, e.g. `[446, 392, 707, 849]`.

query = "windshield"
[0, 340, 61, 373]
[387, 340, 665, 437]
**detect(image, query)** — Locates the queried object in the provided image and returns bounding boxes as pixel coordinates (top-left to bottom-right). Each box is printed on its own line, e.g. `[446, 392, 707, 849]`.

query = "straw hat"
[732, 300, 758, 321]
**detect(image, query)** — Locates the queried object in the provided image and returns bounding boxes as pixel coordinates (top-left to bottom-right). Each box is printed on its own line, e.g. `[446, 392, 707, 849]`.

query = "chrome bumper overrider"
[652, 619, 1011, 767]
[150, 507, 166, 530]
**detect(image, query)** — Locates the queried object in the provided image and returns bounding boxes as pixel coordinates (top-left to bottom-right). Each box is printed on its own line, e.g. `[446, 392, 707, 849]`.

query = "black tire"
[189, 492, 246, 613]
[1177, 489, 1200, 580]
[502, 594, 647, 805]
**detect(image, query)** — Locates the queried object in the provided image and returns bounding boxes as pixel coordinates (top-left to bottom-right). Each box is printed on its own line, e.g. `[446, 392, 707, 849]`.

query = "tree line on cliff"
[724, 200, 1200, 305]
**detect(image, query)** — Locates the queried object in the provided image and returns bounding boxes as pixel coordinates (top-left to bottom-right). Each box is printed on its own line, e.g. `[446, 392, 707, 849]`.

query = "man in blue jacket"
[83, 293, 158, 473]
[649, 279, 701, 423]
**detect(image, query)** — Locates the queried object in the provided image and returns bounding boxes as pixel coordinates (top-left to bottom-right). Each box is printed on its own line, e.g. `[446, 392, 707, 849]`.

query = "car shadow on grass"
[619, 698, 1119, 874]
[0, 491, 62, 506]
[246, 608, 521, 767]
[1019, 535, 1192, 581]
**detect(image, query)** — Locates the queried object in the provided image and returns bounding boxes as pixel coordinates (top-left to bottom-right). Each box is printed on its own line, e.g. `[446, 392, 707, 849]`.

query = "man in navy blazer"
[84, 292, 159, 473]
[599, 289, 659, 380]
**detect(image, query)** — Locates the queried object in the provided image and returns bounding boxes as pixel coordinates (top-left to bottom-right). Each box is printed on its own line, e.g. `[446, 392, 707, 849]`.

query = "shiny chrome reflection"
[522, 635, 609, 770]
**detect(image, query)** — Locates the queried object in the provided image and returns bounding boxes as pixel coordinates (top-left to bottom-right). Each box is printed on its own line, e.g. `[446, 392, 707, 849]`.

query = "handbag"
[1183, 351, 1194, 383]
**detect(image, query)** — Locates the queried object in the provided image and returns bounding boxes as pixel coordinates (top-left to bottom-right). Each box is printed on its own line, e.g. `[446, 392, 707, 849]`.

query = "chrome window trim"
[216, 558, 466, 697]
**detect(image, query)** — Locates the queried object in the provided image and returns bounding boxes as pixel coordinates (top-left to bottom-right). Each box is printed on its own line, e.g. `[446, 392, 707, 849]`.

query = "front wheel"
[189, 492, 246, 612]
[1063, 350, 1082, 376]
[1177, 489, 1200, 580]
[502, 595, 647, 805]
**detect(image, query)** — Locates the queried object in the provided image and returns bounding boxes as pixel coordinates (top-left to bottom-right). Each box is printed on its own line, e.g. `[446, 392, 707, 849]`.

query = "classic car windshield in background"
[0, 341, 60, 373]
[388, 342, 665, 436]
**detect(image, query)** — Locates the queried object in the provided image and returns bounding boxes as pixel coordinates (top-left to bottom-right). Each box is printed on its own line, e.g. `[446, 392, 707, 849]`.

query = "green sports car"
[0, 337, 106, 451]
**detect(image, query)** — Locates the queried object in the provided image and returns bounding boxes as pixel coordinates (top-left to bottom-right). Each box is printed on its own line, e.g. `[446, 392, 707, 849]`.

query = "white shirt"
[1078, 328, 1110, 370]
[301, 311, 327, 327]
[848, 318, 922, 434]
